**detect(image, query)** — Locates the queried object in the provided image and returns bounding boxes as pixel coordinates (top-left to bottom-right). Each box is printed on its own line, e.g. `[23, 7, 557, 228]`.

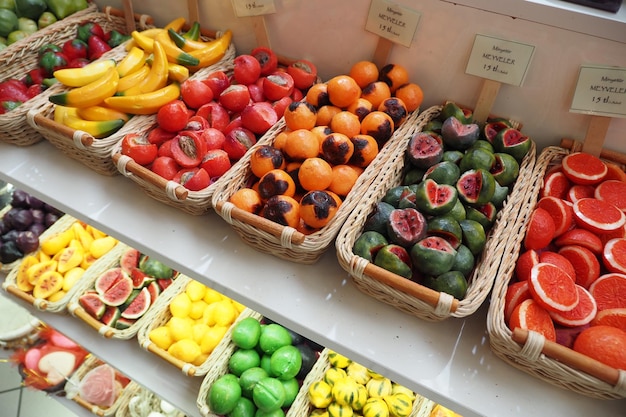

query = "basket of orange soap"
[27, 14, 235, 176]
[334, 100, 535, 321]
[211, 60, 427, 264]
[67, 245, 184, 340]
[3, 214, 123, 313]
[136, 275, 254, 377]
[487, 138, 626, 399]
[110, 48, 318, 216]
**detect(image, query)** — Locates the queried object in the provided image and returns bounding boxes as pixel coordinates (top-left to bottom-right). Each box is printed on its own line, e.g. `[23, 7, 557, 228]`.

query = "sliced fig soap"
[353, 102, 532, 300]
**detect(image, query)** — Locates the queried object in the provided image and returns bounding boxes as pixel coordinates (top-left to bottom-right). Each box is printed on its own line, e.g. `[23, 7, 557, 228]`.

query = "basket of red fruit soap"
[28, 14, 235, 176]
[67, 244, 183, 340]
[0, 4, 150, 146]
[111, 47, 318, 215]
[335, 101, 536, 321]
[210, 60, 427, 264]
[487, 139, 626, 399]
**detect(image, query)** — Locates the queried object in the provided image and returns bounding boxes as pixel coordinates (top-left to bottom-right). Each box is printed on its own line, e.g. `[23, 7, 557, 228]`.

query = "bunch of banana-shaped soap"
[48, 18, 232, 138]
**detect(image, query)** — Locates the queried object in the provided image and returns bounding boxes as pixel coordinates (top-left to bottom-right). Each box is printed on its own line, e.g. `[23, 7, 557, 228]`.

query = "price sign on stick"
[231, 0, 276, 17]
[365, 0, 421, 67]
[465, 34, 535, 124]
[569, 65, 626, 156]
[231, 0, 276, 48]
[570, 65, 626, 118]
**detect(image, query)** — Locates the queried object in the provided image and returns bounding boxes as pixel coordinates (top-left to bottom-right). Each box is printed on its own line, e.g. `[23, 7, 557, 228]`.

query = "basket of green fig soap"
[336, 101, 536, 321]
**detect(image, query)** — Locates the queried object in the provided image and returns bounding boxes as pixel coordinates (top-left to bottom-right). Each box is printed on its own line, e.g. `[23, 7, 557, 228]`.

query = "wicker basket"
[335, 105, 537, 321]
[0, 1, 97, 146]
[2, 215, 124, 313]
[66, 244, 183, 340]
[136, 277, 257, 377]
[0, 4, 150, 147]
[24, 9, 159, 176]
[210, 106, 426, 264]
[114, 381, 186, 417]
[285, 348, 436, 417]
[65, 354, 134, 416]
[487, 140, 626, 399]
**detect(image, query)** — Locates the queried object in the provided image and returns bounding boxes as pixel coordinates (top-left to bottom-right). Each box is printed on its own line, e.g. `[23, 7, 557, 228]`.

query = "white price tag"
[570, 65, 626, 118]
[465, 34, 535, 86]
[231, 0, 276, 17]
[365, 0, 421, 48]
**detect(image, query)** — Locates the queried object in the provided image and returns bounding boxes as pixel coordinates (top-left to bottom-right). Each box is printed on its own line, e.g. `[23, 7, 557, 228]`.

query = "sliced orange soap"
[549, 285, 597, 327]
[589, 273, 626, 311]
[509, 298, 556, 342]
[591, 308, 626, 332]
[572, 198, 626, 235]
[528, 262, 579, 313]
[561, 152, 608, 185]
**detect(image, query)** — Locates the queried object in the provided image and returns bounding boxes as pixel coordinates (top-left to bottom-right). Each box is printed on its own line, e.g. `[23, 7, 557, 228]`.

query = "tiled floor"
[0, 359, 79, 417]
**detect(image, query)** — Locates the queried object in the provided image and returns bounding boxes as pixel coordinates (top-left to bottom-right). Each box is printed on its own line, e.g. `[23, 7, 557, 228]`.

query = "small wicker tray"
[67, 244, 182, 340]
[114, 381, 186, 417]
[285, 348, 436, 417]
[65, 354, 134, 417]
[136, 276, 257, 377]
[487, 140, 626, 399]
[211, 106, 426, 264]
[0, 4, 148, 147]
[2, 215, 124, 313]
[335, 105, 537, 321]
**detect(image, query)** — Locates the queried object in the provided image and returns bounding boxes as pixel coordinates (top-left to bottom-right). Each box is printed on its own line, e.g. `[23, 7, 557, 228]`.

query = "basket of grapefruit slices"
[487, 140, 626, 399]
[335, 101, 536, 321]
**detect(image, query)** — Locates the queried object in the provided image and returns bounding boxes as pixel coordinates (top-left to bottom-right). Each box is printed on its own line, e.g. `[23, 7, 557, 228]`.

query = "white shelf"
[1, 140, 625, 417]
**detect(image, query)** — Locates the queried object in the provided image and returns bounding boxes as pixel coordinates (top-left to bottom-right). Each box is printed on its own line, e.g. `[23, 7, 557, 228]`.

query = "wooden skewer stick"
[373, 37, 394, 69]
[582, 115, 611, 157]
[252, 16, 271, 49]
[122, 0, 136, 34]
[473, 79, 501, 125]
[187, 0, 200, 23]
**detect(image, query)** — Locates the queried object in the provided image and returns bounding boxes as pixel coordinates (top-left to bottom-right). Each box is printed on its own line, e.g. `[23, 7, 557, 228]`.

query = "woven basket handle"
[362, 262, 459, 313]
[111, 153, 189, 201]
[32, 113, 93, 148]
[512, 328, 621, 388]
[144, 343, 197, 376]
[215, 201, 307, 245]
[70, 306, 114, 338]
[4, 285, 46, 310]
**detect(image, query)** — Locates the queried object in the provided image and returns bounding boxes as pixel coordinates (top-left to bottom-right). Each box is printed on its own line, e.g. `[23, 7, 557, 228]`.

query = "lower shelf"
[1, 140, 625, 417]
